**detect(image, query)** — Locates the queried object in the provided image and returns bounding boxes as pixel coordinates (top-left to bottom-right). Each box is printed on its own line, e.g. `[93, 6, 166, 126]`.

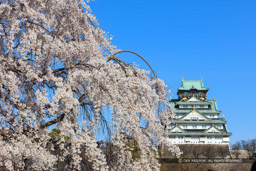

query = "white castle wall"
[168, 136, 230, 144]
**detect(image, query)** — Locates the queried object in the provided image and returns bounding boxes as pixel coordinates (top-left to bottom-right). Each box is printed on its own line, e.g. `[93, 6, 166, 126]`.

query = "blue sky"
[90, 0, 256, 144]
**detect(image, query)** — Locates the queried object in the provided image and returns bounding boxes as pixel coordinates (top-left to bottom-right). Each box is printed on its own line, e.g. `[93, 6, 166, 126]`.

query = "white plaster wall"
[168, 124, 223, 130]
[205, 114, 218, 118]
[179, 105, 208, 109]
[180, 124, 211, 130]
[168, 136, 230, 144]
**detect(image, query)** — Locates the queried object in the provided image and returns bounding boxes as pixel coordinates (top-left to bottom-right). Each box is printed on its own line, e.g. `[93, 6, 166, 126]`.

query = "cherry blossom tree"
[0, 0, 181, 170]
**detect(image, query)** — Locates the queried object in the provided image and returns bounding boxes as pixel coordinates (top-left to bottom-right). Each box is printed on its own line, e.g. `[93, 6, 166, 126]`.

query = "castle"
[169, 78, 232, 145]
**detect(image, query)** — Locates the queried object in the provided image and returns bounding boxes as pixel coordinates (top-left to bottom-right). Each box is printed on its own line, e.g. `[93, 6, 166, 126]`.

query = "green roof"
[178, 109, 210, 120]
[170, 99, 221, 114]
[169, 132, 232, 136]
[178, 80, 209, 91]
[169, 125, 184, 132]
[203, 125, 223, 133]
[169, 124, 228, 133]
[172, 120, 227, 124]
[175, 101, 211, 105]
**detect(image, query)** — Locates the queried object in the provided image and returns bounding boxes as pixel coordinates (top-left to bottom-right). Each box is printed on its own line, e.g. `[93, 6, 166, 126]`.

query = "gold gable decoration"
[199, 97, 206, 101]
[192, 105, 196, 112]
[181, 97, 187, 101]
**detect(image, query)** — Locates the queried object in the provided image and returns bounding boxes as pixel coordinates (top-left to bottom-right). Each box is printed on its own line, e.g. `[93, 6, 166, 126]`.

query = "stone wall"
[160, 163, 253, 171]
[165, 144, 231, 158]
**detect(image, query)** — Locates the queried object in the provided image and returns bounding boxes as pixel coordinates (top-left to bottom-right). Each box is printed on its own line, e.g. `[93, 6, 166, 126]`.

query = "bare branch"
[108, 50, 157, 78]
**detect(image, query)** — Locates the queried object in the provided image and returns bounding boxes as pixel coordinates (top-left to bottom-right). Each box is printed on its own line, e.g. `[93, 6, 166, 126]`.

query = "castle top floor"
[178, 78, 209, 100]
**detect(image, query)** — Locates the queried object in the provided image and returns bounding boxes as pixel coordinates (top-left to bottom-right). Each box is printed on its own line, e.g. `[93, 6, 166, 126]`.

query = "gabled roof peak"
[188, 97, 199, 102]
[179, 109, 209, 121]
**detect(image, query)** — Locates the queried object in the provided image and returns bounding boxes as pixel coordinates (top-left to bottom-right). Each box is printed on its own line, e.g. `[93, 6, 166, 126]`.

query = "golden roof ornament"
[222, 115, 225, 118]
[182, 76, 184, 81]
[181, 97, 187, 101]
[201, 77, 203, 81]
[199, 97, 205, 101]
[213, 96, 216, 101]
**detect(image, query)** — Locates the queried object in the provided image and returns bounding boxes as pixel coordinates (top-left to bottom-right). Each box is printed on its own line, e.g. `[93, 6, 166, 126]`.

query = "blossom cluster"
[0, 0, 181, 170]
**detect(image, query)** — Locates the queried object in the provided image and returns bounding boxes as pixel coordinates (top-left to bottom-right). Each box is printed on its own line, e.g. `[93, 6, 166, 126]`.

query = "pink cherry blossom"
[0, 0, 181, 170]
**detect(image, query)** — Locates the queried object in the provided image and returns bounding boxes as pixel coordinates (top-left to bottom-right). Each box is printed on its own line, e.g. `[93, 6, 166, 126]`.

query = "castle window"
[191, 136, 199, 139]
[191, 117, 198, 120]
[209, 115, 216, 118]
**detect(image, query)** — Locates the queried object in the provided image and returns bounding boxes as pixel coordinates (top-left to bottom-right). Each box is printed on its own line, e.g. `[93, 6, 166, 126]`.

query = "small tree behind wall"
[0, 0, 181, 170]
[241, 139, 256, 159]
[231, 141, 241, 159]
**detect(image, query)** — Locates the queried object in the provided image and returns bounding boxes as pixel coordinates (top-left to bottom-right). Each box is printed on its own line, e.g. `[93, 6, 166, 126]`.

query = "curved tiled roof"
[178, 80, 209, 91]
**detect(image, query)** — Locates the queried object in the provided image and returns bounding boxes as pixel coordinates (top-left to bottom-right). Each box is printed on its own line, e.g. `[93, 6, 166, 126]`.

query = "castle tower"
[169, 79, 232, 144]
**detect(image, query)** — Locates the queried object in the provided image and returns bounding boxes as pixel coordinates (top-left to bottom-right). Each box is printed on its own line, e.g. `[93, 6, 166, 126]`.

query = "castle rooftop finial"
[182, 76, 184, 81]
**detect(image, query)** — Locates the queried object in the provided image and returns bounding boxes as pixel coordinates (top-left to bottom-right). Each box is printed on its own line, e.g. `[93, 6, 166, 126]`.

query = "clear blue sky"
[89, 0, 256, 144]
